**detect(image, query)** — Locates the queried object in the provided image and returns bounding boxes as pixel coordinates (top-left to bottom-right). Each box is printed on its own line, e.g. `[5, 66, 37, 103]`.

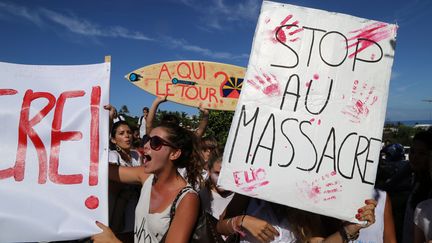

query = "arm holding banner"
[104, 104, 117, 132]
[217, 194, 377, 243]
[146, 95, 167, 135]
[195, 105, 209, 138]
[92, 222, 122, 243]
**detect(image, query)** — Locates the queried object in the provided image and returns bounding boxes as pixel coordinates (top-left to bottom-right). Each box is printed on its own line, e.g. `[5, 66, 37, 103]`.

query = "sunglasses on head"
[141, 135, 178, 151]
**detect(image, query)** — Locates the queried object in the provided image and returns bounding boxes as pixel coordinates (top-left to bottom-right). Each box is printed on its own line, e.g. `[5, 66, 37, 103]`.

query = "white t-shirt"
[414, 199, 432, 241]
[353, 190, 386, 243]
[138, 115, 147, 138]
[241, 199, 296, 243]
[134, 174, 197, 243]
[108, 149, 141, 167]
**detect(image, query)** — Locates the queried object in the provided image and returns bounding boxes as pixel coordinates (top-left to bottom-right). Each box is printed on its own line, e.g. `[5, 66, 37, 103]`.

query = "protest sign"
[125, 61, 246, 111]
[218, 1, 398, 222]
[0, 61, 110, 242]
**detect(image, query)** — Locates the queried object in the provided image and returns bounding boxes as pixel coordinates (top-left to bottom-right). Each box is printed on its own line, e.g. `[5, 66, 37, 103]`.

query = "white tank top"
[134, 174, 196, 243]
[353, 190, 386, 243]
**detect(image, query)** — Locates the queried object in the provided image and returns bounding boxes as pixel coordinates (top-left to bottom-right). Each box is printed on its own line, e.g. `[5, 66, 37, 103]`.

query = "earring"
[116, 145, 122, 152]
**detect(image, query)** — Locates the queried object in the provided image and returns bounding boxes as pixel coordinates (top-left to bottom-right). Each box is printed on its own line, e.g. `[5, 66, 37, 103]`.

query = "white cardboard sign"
[218, 1, 397, 222]
[0, 61, 110, 242]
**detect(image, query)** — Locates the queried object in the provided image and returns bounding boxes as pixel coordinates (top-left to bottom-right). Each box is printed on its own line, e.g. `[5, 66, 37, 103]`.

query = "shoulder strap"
[168, 186, 194, 225]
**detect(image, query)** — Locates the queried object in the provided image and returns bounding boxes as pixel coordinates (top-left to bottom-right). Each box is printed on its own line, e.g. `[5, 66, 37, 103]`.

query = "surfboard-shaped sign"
[125, 61, 246, 111]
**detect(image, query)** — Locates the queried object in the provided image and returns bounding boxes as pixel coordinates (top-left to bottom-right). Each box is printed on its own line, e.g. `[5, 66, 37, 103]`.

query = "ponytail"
[159, 124, 204, 189]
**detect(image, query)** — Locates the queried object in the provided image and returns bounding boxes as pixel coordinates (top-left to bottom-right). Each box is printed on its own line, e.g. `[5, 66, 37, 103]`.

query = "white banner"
[0, 61, 110, 242]
[219, 1, 397, 222]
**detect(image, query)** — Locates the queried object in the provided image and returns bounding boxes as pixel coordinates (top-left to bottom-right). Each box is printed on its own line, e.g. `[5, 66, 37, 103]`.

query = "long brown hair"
[270, 203, 337, 242]
[159, 124, 204, 189]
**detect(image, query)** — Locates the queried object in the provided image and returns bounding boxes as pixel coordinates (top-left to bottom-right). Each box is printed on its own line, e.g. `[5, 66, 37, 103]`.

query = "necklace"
[116, 145, 132, 162]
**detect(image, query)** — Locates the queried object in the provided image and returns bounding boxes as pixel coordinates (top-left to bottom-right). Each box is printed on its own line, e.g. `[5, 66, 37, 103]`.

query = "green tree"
[204, 110, 235, 145]
[382, 123, 417, 146]
[150, 108, 235, 146]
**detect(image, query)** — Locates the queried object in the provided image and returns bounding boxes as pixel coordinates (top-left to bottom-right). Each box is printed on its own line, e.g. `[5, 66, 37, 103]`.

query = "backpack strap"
[168, 186, 194, 225]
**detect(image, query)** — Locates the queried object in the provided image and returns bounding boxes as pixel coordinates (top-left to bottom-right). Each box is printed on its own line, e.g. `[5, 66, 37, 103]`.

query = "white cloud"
[39, 9, 153, 41]
[391, 79, 418, 93]
[0, 2, 248, 60]
[0, 2, 152, 41]
[164, 37, 249, 60]
[390, 71, 400, 80]
[0, 2, 44, 26]
[179, 0, 260, 30]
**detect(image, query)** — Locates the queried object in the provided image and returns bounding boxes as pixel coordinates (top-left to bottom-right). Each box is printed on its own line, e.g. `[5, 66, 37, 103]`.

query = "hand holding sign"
[92, 222, 121, 243]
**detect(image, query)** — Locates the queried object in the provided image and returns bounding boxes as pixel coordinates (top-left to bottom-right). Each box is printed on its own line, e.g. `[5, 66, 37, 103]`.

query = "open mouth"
[142, 154, 151, 165]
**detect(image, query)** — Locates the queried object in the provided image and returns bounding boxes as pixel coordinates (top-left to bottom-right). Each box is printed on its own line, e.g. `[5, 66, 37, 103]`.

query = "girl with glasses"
[92, 123, 204, 243]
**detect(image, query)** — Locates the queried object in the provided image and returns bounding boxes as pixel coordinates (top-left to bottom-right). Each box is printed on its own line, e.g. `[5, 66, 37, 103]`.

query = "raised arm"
[146, 95, 167, 135]
[195, 105, 209, 138]
[103, 104, 117, 132]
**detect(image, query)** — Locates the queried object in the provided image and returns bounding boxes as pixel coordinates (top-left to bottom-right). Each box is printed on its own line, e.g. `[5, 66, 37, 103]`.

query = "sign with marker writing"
[0, 61, 110, 242]
[218, 1, 397, 222]
[125, 61, 246, 111]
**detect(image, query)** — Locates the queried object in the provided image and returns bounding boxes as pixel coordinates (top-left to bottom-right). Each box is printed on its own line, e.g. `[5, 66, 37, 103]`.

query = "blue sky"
[0, 0, 431, 121]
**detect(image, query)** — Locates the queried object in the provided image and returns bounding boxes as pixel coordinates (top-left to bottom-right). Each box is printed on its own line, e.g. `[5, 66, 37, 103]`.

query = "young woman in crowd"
[200, 136, 218, 165]
[108, 121, 142, 241]
[402, 130, 432, 243]
[146, 95, 210, 185]
[199, 153, 234, 220]
[216, 193, 377, 243]
[412, 130, 432, 243]
[92, 123, 204, 243]
[102, 105, 143, 242]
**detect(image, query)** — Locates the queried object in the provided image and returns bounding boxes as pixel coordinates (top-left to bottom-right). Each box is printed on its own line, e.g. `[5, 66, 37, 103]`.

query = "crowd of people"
[86, 96, 432, 243]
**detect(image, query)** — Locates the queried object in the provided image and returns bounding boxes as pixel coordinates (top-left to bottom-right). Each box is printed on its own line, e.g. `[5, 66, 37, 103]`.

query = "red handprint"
[247, 71, 281, 97]
[296, 171, 341, 204]
[270, 14, 303, 43]
[342, 80, 378, 123]
[347, 22, 394, 59]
